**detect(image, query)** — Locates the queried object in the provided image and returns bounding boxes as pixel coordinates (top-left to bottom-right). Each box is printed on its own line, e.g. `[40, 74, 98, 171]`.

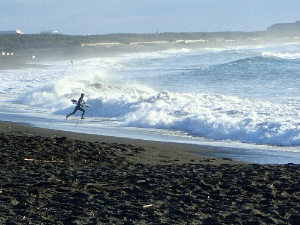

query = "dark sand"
[1, 121, 300, 224]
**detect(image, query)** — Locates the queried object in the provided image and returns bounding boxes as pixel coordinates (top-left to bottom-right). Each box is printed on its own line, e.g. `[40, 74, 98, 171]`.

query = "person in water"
[66, 93, 86, 120]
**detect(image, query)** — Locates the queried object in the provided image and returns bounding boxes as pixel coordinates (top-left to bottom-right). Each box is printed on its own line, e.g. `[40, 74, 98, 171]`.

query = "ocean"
[1, 43, 300, 164]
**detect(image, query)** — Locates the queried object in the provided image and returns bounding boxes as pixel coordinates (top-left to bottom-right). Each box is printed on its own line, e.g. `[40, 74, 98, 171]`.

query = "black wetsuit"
[67, 95, 85, 119]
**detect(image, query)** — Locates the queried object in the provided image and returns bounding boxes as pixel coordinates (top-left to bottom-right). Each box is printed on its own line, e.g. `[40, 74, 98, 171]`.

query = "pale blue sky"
[1, 0, 300, 35]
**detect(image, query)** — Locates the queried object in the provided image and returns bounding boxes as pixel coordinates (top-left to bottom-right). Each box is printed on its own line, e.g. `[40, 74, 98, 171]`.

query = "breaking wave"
[17, 74, 300, 147]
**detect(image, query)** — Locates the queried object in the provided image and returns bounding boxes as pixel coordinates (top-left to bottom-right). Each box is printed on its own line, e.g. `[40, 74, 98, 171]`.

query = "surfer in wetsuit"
[66, 93, 86, 120]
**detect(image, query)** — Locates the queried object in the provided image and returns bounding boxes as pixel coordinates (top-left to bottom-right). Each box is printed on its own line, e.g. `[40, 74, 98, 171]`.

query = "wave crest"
[262, 52, 300, 59]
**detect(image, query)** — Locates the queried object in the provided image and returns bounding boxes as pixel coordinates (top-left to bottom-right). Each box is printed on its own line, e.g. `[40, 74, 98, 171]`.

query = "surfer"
[66, 93, 86, 120]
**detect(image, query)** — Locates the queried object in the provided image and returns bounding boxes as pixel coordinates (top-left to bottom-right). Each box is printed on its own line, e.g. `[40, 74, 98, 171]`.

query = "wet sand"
[1, 121, 300, 224]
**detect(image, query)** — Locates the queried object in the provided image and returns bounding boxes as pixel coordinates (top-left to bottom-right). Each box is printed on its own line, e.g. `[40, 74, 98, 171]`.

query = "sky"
[1, 0, 300, 35]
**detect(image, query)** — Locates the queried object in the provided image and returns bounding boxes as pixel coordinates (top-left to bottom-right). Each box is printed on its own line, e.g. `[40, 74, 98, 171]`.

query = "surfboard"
[71, 99, 91, 107]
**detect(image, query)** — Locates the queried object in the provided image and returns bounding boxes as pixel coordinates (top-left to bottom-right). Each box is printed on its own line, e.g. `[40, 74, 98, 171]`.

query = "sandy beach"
[0, 120, 300, 224]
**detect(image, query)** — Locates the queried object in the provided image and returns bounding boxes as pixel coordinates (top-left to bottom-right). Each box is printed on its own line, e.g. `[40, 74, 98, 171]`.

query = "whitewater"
[1, 43, 300, 164]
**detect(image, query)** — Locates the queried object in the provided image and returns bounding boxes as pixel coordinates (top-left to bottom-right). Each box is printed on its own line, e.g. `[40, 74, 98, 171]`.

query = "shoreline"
[0, 120, 241, 165]
[2, 44, 300, 164]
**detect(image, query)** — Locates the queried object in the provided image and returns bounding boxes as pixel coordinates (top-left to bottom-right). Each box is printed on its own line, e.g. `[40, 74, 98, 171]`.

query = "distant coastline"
[1, 22, 300, 70]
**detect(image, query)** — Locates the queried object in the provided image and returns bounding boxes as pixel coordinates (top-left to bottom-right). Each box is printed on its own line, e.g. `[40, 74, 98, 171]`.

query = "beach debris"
[143, 204, 153, 208]
[24, 158, 64, 163]
[137, 180, 146, 183]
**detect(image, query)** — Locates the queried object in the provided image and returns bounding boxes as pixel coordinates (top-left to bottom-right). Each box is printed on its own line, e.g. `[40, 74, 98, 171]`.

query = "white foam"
[17, 70, 300, 147]
[262, 52, 300, 59]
